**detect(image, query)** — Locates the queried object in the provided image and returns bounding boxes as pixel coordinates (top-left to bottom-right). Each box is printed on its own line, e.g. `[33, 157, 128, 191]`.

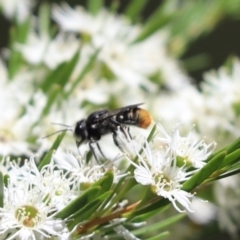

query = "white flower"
[15, 32, 49, 65]
[16, 31, 80, 69]
[68, 68, 113, 105]
[112, 127, 144, 159]
[10, 156, 77, 212]
[153, 85, 204, 131]
[53, 150, 107, 188]
[0, 178, 66, 240]
[0, 60, 47, 156]
[52, 4, 152, 88]
[52, 3, 97, 34]
[0, 157, 25, 183]
[157, 123, 216, 168]
[187, 198, 217, 225]
[43, 33, 79, 69]
[52, 4, 189, 90]
[213, 176, 240, 237]
[126, 141, 194, 212]
[0, 0, 35, 23]
[0, 89, 47, 156]
[202, 58, 240, 106]
[200, 58, 240, 142]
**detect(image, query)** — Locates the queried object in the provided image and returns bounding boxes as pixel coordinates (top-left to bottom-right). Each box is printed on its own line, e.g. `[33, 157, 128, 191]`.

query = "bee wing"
[97, 103, 144, 121]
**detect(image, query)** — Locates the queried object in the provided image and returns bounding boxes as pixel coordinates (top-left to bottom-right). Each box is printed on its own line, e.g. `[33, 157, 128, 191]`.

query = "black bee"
[73, 103, 151, 161]
[45, 103, 151, 162]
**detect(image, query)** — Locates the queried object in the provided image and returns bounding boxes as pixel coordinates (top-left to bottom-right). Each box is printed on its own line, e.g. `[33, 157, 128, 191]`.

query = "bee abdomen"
[136, 109, 152, 128]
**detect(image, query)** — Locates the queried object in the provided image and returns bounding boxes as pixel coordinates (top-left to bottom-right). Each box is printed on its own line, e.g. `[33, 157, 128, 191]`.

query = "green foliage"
[38, 131, 66, 170]
[0, 172, 3, 208]
[125, 0, 148, 22]
[40, 51, 79, 93]
[88, 0, 103, 15]
[55, 186, 100, 219]
[8, 19, 30, 78]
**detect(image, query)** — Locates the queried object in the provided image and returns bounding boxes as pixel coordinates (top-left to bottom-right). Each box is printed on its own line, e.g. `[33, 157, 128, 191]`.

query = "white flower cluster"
[154, 59, 240, 148]
[0, 0, 34, 22]
[0, 157, 70, 239]
[0, 153, 115, 239]
[126, 123, 216, 213]
[0, 2, 190, 158]
[0, 122, 216, 239]
[0, 60, 47, 156]
[51, 3, 189, 91]
[200, 58, 240, 144]
[147, 58, 240, 236]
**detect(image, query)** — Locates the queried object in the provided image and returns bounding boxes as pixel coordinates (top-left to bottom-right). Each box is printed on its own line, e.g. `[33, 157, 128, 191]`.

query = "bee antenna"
[51, 122, 71, 127]
[42, 128, 72, 139]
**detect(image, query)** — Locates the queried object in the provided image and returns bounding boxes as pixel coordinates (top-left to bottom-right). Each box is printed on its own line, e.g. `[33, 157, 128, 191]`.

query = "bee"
[45, 103, 151, 162]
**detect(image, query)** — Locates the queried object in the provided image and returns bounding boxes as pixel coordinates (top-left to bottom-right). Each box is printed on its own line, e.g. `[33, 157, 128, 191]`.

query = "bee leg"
[112, 130, 124, 152]
[127, 126, 132, 139]
[110, 118, 127, 138]
[76, 141, 81, 155]
[89, 141, 101, 164]
[96, 142, 108, 161]
[119, 125, 132, 142]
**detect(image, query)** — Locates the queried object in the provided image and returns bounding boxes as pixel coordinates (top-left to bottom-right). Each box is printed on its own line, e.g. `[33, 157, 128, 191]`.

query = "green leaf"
[226, 137, 240, 153]
[108, 230, 169, 240]
[135, 186, 155, 209]
[182, 54, 211, 72]
[71, 191, 112, 219]
[167, 1, 240, 56]
[39, 2, 50, 36]
[3, 175, 9, 187]
[132, 214, 185, 236]
[206, 138, 240, 162]
[40, 84, 61, 117]
[110, 0, 120, 13]
[0, 172, 3, 208]
[147, 231, 170, 240]
[213, 168, 240, 181]
[87, 0, 103, 15]
[55, 186, 100, 219]
[40, 50, 79, 92]
[65, 48, 100, 97]
[134, 1, 172, 43]
[49, 131, 66, 151]
[14, 19, 30, 44]
[8, 19, 30, 79]
[125, 0, 148, 22]
[91, 171, 114, 195]
[209, 137, 240, 162]
[147, 124, 157, 142]
[111, 178, 137, 207]
[182, 151, 227, 192]
[38, 150, 54, 171]
[129, 199, 169, 219]
[68, 191, 112, 230]
[68, 199, 103, 230]
[220, 148, 240, 168]
[38, 131, 66, 170]
[131, 206, 169, 223]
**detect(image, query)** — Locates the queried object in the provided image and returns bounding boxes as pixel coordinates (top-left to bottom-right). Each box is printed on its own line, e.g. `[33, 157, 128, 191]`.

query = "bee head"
[74, 119, 88, 147]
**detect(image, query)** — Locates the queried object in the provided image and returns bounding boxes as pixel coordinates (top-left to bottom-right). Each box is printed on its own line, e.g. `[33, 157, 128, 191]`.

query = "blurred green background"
[0, 0, 240, 83]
